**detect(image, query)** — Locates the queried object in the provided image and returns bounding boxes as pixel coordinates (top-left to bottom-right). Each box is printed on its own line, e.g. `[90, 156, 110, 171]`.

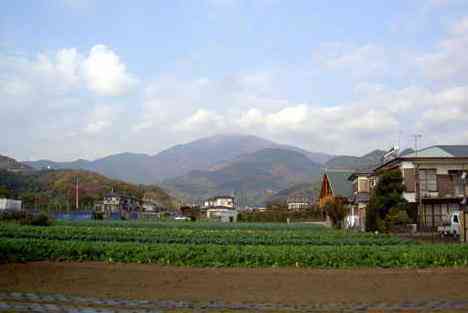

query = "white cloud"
[82, 45, 138, 96]
[83, 105, 115, 134]
[418, 16, 468, 82]
[174, 109, 225, 132]
[55, 48, 81, 85]
[314, 42, 394, 80]
[264, 105, 308, 131]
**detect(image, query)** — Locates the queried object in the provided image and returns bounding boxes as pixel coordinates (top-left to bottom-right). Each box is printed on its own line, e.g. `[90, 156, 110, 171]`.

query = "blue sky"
[2, 0, 468, 161]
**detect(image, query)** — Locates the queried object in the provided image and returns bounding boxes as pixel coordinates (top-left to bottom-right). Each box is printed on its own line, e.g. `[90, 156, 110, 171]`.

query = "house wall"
[0, 199, 22, 210]
[206, 209, 238, 222]
[389, 159, 468, 229]
[357, 177, 370, 193]
[398, 161, 468, 202]
[287, 202, 311, 210]
[203, 198, 234, 209]
[214, 198, 234, 208]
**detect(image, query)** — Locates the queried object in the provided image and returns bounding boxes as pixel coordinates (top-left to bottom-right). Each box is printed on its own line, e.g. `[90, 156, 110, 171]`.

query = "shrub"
[31, 213, 52, 226]
[0, 210, 52, 226]
[322, 199, 347, 229]
[91, 211, 104, 220]
[0, 210, 27, 222]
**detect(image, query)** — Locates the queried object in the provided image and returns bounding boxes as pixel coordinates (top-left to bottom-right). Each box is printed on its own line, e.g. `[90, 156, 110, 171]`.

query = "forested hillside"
[0, 169, 177, 211]
[163, 148, 322, 206]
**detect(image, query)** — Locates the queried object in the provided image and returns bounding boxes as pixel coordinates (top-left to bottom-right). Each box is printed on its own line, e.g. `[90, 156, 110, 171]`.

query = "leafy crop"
[0, 223, 413, 246]
[1, 220, 465, 268]
[1, 238, 467, 268]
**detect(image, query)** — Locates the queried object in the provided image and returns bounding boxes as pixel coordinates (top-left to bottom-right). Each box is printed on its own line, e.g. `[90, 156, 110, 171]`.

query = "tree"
[265, 199, 288, 211]
[366, 169, 408, 232]
[0, 185, 10, 198]
[322, 198, 348, 229]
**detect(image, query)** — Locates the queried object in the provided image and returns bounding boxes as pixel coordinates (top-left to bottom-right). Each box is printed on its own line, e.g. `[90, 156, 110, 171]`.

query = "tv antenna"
[412, 134, 423, 157]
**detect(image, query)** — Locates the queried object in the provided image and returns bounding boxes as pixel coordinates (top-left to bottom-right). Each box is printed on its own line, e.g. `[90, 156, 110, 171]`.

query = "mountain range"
[21, 134, 390, 206]
[163, 148, 323, 206]
[24, 135, 334, 184]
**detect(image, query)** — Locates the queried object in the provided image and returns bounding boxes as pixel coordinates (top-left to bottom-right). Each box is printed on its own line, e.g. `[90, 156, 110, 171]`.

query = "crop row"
[0, 238, 466, 268]
[56, 220, 327, 231]
[0, 224, 414, 246]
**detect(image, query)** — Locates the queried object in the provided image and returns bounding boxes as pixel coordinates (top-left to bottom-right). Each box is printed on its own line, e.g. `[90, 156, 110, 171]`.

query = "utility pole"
[462, 170, 467, 243]
[75, 176, 79, 211]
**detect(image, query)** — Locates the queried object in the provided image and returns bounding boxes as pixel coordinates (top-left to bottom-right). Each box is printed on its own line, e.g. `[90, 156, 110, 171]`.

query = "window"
[358, 178, 369, 193]
[419, 169, 437, 192]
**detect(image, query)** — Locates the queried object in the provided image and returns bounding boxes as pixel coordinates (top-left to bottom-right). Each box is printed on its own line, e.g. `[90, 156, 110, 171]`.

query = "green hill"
[0, 168, 177, 211]
[324, 149, 386, 170]
[163, 148, 322, 206]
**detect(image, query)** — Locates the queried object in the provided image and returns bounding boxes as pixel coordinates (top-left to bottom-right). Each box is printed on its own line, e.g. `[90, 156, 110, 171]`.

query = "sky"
[2, 0, 468, 161]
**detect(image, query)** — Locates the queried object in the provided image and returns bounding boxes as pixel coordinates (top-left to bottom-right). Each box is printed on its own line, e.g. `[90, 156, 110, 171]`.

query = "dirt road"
[1, 262, 468, 312]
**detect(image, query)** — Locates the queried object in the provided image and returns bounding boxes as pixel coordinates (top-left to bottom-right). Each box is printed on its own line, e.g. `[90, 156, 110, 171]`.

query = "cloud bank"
[2, 16, 468, 161]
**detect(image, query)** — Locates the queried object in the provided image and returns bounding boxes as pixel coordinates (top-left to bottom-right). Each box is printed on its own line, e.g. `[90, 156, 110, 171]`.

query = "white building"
[203, 195, 235, 209]
[287, 193, 314, 210]
[0, 199, 22, 210]
[206, 207, 238, 222]
[203, 195, 237, 222]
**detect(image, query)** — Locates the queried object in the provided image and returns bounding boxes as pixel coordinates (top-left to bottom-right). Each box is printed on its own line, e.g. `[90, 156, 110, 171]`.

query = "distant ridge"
[163, 147, 322, 206]
[24, 134, 334, 184]
[324, 149, 386, 171]
[0, 154, 32, 171]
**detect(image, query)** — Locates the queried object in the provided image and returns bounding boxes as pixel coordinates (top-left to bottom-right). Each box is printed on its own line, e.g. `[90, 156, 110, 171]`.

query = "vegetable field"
[1, 221, 467, 268]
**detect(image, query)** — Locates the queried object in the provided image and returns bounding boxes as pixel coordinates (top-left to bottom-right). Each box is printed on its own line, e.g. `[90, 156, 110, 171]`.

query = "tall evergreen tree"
[366, 169, 407, 232]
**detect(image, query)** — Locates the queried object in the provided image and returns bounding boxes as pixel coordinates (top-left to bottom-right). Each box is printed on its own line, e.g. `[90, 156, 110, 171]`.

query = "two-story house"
[375, 145, 468, 231]
[101, 191, 141, 218]
[203, 195, 237, 222]
[348, 170, 376, 230]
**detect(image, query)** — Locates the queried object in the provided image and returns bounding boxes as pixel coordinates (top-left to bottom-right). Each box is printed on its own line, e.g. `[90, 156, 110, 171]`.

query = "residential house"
[287, 192, 314, 211]
[319, 170, 354, 226]
[203, 195, 235, 209]
[0, 198, 22, 210]
[374, 145, 468, 234]
[319, 170, 354, 206]
[100, 191, 141, 218]
[142, 193, 164, 212]
[204, 195, 238, 222]
[348, 171, 376, 230]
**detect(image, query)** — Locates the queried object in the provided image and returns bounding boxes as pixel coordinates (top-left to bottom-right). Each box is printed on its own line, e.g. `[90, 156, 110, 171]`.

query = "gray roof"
[326, 170, 354, 199]
[403, 145, 468, 158]
[438, 145, 468, 157]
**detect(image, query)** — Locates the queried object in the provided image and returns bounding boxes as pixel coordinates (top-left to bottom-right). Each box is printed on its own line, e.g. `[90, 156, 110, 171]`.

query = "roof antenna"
[398, 129, 402, 150]
[412, 134, 423, 157]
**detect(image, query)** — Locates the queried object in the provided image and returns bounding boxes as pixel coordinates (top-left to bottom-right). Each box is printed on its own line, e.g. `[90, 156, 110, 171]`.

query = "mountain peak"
[0, 154, 32, 171]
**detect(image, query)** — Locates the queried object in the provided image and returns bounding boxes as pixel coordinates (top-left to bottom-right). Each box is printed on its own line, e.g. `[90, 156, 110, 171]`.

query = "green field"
[1, 221, 467, 268]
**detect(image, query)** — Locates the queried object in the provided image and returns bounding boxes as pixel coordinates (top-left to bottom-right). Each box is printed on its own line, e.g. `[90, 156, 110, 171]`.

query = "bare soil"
[1, 262, 468, 305]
